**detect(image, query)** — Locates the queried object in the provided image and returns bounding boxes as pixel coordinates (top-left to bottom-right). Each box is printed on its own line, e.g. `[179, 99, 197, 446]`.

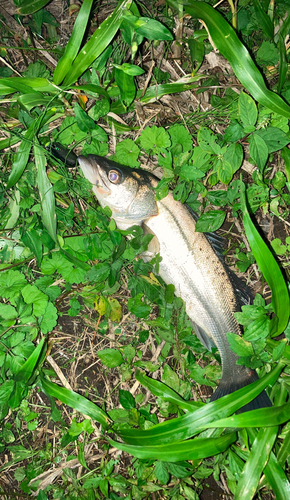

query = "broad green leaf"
[63, 0, 132, 86]
[140, 126, 171, 153]
[114, 68, 136, 107]
[224, 142, 243, 174]
[109, 432, 237, 462]
[22, 284, 48, 317]
[97, 348, 124, 368]
[117, 364, 282, 445]
[119, 389, 135, 409]
[0, 304, 18, 320]
[74, 102, 96, 132]
[249, 133, 268, 172]
[34, 142, 57, 243]
[238, 91, 257, 128]
[167, 0, 290, 118]
[195, 210, 226, 232]
[53, 0, 94, 84]
[235, 426, 278, 499]
[134, 17, 173, 41]
[227, 332, 254, 356]
[17, 0, 51, 15]
[241, 186, 289, 336]
[255, 127, 290, 153]
[39, 377, 111, 428]
[217, 159, 233, 185]
[21, 228, 43, 267]
[113, 63, 145, 76]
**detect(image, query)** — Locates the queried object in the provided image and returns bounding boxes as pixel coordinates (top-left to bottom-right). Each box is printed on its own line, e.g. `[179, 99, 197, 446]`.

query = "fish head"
[78, 154, 159, 229]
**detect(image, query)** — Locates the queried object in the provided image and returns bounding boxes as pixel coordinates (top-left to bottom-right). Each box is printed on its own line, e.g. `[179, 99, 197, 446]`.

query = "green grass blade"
[248, 428, 290, 500]
[252, 0, 273, 38]
[277, 429, 290, 467]
[39, 377, 111, 429]
[117, 363, 282, 445]
[167, 0, 290, 118]
[17, 93, 63, 111]
[17, 0, 51, 15]
[34, 142, 58, 243]
[53, 0, 94, 85]
[108, 432, 237, 462]
[0, 78, 58, 95]
[136, 370, 203, 411]
[277, 34, 287, 94]
[235, 426, 278, 499]
[208, 402, 290, 428]
[63, 0, 132, 86]
[139, 78, 199, 103]
[240, 185, 289, 336]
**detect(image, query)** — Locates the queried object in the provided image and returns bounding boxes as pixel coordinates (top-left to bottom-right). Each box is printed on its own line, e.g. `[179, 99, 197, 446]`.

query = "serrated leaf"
[227, 332, 254, 356]
[140, 125, 171, 153]
[22, 285, 48, 317]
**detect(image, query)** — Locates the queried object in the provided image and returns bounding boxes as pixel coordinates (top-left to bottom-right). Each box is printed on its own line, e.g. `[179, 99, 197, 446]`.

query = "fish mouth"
[78, 155, 110, 193]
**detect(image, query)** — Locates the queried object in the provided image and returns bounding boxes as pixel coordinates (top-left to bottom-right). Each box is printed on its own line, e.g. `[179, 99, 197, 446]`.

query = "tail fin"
[210, 369, 272, 413]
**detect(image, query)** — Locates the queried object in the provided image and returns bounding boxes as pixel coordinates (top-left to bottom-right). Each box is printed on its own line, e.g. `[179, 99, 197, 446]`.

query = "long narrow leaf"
[53, 0, 94, 85]
[117, 364, 282, 445]
[136, 370, 203, 411]
[240, 185, 289, 336]
[248, 428, 290, 500]
[0, 78, 59, 96]
[39, 377, 111, 429]
[167, 0, 290, 118]
[63, 0, 132, 86]
[14, 338, 46, 383]
[252, 0, 273, 38]
[34, 143, 57, 243]
[17, 0, 51, 15]
[6, 125, 35, 189]
[235, 426, 278, 499]
[108, 432, 237, 462]
[207, 402, 290, 428]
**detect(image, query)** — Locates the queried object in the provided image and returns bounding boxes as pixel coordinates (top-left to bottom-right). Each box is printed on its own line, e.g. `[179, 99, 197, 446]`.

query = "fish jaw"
[78, 155, 111, 198]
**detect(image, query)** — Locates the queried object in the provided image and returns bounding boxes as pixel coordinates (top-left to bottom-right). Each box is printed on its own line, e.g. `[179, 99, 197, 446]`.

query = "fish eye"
[108, 170, 121, 184]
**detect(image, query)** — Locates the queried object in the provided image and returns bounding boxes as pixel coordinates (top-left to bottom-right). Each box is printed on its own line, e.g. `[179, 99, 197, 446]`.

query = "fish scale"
[78, 153, 272, 411]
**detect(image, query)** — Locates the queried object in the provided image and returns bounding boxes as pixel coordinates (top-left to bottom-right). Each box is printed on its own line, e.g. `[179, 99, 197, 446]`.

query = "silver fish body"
[78, 154, 271, 410]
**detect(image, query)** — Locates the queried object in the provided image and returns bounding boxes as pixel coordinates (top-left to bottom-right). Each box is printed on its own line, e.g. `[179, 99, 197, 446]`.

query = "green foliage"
[1, 0, 290, 498]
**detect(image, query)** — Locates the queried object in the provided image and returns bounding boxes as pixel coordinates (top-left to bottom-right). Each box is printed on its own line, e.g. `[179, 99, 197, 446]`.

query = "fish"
[78, 153, 272, 411]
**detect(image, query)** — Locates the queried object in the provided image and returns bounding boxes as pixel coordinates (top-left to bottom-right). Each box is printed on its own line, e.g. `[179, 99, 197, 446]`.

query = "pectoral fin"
[191, 321, 217, 352]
